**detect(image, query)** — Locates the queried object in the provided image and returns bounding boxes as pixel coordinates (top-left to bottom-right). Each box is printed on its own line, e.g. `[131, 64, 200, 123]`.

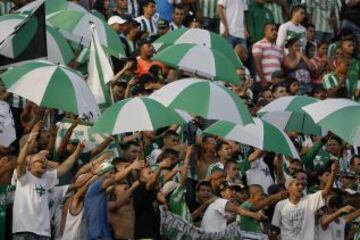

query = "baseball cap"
[108, 16, 127, 25]
[158, 19, 169, 29]
[285, 176, 297, 189]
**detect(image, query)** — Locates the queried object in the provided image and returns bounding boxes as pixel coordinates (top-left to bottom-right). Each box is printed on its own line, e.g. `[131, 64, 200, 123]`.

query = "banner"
[0, 101, 16, 147]
[54, 121, 119, 158]
[159, 206, 268, 240]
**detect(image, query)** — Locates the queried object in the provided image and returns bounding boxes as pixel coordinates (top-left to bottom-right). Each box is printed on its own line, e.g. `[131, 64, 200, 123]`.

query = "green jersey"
[238, 201, 262, 233]
[265, 3, 284, 24]
[302, 0, 336, 33]
[348, 58, 360, 99]
[246, 2, 274, 44]
[0, 185, 15, 240]
[169, 185, 192, 223]
[200, 0, 218, 19]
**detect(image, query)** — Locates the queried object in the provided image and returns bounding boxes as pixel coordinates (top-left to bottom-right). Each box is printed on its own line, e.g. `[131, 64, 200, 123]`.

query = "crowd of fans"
[0, 0, 360, 239]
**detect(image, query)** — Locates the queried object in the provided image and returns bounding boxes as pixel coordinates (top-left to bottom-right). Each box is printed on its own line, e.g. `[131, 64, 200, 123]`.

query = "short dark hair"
[350, 154, 360, 166]
[215, 141, 230, 154]
[306, 23, 315, 29]
[120, 140, 140, 150]
[290, 5, 305, 17]
[328, 136, 343, 146]
[263, 22, 276, 32]
[173, 3, 184, 11]
[292, 169, 307, 178]
[142, 0, 155, 8]
[158, 148, 179, 161]
[271, 81, 287, 93]
[164, 130, 179, 139]
[196, 180, 212, 192]
[225, 160, 237, 170]
[317, 40, 329, 49]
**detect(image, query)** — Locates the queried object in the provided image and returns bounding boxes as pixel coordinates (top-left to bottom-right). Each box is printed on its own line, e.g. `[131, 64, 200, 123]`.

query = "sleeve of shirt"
[306, 190, 325, 212]
[45, 170, 59, 189]
[276, 24, 287, 48]
[214, 198, 229, 217]
[15, 169, 29, 185]
[271, 201, 282, 227]
[252, 42, 263, 57]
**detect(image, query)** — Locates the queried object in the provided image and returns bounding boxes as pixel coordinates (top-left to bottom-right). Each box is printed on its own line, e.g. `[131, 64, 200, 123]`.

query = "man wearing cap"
[271, 162, 339, 240]
[158, 19, 170, 36]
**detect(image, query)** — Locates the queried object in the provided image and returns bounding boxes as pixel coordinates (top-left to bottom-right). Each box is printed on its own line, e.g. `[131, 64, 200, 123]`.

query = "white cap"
[161, 181, 179, 197]
[108, 16, 127, 25]
[285, 176, 297, 190]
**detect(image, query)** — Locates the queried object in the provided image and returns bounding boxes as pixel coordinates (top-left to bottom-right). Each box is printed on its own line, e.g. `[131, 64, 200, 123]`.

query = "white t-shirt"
[276, 21, 307, 49]
[246, 158, 274, 194]
[218, 0, 248, 38]
[316, 218, 346, 240]
[12, 169, 58, 237]
[272, 191, 325, 240]
[201, 198, 229, 232]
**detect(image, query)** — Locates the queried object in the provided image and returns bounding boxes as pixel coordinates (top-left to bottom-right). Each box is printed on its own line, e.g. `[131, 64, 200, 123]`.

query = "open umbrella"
[47, 10, 125, 59]
[0, 60, 100, 121]
[153, 43, 240, 85]
[204, 119, 300, 159]
[152, 28, 242, 67]
[150, 78, 253, 125]
[302, 98, 360, 145]
[258, 96, 326, 136]
[17, 0, 87, 16]
[89, 97, 185, 135]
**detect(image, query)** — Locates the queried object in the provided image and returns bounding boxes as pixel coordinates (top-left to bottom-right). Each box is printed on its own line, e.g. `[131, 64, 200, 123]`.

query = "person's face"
[236, 69, 246, 81]
[290, 40, 302, 53]
[237, 47, 248, 62]
[123, 145, 141, 162]
[29, 154, 48, 176]
[293, 9, 305, 23]
[249, 186, 264, 202]
[307, 27, 315, 41]
[314, 90, 326, 100]
[288, 180, 305, 198]
[141, 43, 155, 59]
[221, 188, 236, 202]
[111, 23, 121, 33]
[116, 0, 128, 10]
[288, 161, 302, 173]
[307, 47, 316, 59]
[340, 176, 355, 188]
[112, 85, 125, 101]
[289, 81, 299, 95]
[211, 171, 226, 189]
[318, 44, 329, 57]
[337, 61, 350, 75]
[129, 25, 140, 37]
[265, 25, 277, 41]
[262, 90, 273, 101]
[173, 8, 185, 25]
[295, 172, 308, 187]
[140, 167, 154, 182]
[104, 0, 110, 10]
[351, 157, 360, 174]
[273, 86, 287, 99]
[235, 189, 248, 204]
[218, 144, 232, 160]
[318, 171, 331, 185]
[196, 185, 213, 203]
[144, 2, 156, 16]
[66, 142, 77, 154]
[226, 163, 240, 180]
[341, 40, 355, 56]
[203, 137, 217, 153]
[327, 139, 342, 156]
[158, 26, 169, 36]
[164, 135, 179, 148]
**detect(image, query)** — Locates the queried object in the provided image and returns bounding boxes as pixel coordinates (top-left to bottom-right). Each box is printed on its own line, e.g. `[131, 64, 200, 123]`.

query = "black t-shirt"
[133, 183, 160, 239]
[342, 3, 360, 27]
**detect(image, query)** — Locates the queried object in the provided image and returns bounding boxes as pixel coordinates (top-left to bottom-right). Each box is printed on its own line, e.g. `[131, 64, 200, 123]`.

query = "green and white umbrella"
[153, 28, 242, 67]
[48, 10, 125, 59]
[258, 96, 326, 136]
[150, 78, 253, 125]
[17, 0, 87, 16]
[90, 97, 185, 135]
[204, 119, 300, 159]
[302, 98, 360, 145]
[0, 60, 100, 121]
[0, 14, 74, 64]
[153, 43, 240, 85]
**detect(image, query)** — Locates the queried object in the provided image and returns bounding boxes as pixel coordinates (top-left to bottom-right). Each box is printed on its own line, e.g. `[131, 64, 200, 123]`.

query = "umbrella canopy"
[152, 28, 242, 67]
[17, 0, 87, 16]
[258, 96, 325, 136]
[47, 10, 125, 59]
[89, 97, 185, 135]
[204, 119, 300, 159]
[0, 60, 100, 121]
[150, 78, 253, 125]
[302, 98, 360, 145]
[153, 43, 240, 85]
[0, 14, 74, 64]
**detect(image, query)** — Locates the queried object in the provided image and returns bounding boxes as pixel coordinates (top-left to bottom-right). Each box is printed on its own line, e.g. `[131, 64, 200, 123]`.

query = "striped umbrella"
[47, 10, 125, 59]
[150, 78, 253, 125]
[204, 119, 300, 159]
[303, 98, 360, 145]
[89, 97, 185, 135]
[0, 60, 100, 121]
[17, 0, 87, 16]
[258, 96, 326, 136]
[152, 28, 242, 68]
[0, 14, 74, 64]
[153, 43, 240, 85]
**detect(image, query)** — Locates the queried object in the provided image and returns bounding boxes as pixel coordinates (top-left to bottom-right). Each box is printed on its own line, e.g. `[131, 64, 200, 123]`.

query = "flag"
[87, 23, 113, 110]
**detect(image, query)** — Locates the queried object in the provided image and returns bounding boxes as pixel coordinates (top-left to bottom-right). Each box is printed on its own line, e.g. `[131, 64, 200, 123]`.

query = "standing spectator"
[199, 0, 219, 33]
[252, 23, 283, 89]
[340, 0, 360, 58]
[169, 4, 186, 30]
[136, 0, 158, 40]
[265, 0, 288, 26]
[276, 5, 307, 49]
[306, 23, 317, 50]
[217, 0, 248, 47]
[271, 163, 339, 240]
[127, 0, 140, 18]
[302, 0, 338, 42]
[246, 0, 274, 45]
[155, 0, 181, 22]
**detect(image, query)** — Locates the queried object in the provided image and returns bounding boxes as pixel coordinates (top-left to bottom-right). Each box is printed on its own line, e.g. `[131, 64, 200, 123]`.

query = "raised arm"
[108, 180, 141, 211]
[251, 191, 288, 212]
[58, 119, 80, 158]
[146, 159, 172, 190]
[180, 145, 192, 186]
[320, 205, 355, 229]
[90, 136, 114, 157]
[57, 141, 85, 177]
[321, 162, 338, 197]
[225, 202, 267, 221]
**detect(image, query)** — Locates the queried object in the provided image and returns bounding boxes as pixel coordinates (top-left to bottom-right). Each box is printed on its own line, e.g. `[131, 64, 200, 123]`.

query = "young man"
[200, 0, 219, 33]
[135, 0, 158, 40]
[350, 154, 360, 174]
[190, 180, 215, 225]
[217, 0, 248, 47]
[271, 162, 339, 240]
[136, 39, 164, 77]
[169, 4, 186, 30]
[276, 5, 307, 49]
[12, 122, 84, 240]
[253, 23, 283, 88]
[157, 18, 170, 36]
[206, 141, 233, 177]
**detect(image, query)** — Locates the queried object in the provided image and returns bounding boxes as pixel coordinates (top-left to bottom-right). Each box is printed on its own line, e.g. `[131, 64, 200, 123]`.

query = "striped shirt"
[265, 3, 284, 25]
[252, 38, 284, 82]
[127, 0, 140, 18]
[302, 0, 336, 33]
[6, 94, 26, 109]
[169, 22, 186, 31]
[135, 15, 158, 37]
[0, 1, 15, 15]
[322, 72, 353, 95]
[200, 0, 218, 18]
[169, 185, 192, 223]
